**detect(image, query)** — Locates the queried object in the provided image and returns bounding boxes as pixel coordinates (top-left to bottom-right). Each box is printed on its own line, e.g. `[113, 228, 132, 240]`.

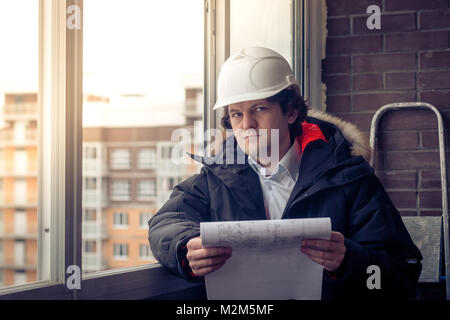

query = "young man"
[148, 47, 422, 299]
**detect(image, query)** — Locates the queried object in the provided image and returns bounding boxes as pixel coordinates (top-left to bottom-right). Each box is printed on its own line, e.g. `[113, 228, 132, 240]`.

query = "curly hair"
[219, 85, 309, 144]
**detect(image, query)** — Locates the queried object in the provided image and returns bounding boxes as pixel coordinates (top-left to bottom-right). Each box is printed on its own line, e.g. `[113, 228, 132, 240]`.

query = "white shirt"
[248, 139, 302, 220]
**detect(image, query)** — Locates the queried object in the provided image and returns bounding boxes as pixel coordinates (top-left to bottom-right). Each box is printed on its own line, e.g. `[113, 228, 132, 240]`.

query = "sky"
[0, 0, 204, 102]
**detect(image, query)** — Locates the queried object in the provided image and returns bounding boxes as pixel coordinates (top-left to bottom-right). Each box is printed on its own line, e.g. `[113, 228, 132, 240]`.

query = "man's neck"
[257, 135, 293, 172]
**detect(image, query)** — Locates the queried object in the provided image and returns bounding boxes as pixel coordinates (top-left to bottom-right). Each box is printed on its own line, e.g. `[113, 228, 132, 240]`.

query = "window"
[83, 209, 97, 222]
[0, 0, 306, 300]
[139, 243, 153, 260]
[230, 0, 293, 65]
[84, 177, 97, 190]
[113, 212, 128, 229]
[113, 243, 129, 260]
[160, 146, 173, 160]
[137, 180, 156, 201]
[14, 149, 27, 174]
[137, 148, 156, 170]
[110, 180, 131, 201]
[110, 149, 131, 170]
[84, 146, 97, 160]
[14, 210, 27, 235]
[139, 212, 154, 229]
[84, 241, 97, 253]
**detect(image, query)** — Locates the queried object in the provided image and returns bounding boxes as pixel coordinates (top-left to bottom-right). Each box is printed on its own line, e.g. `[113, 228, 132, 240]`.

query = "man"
[148, 47, 422, 299]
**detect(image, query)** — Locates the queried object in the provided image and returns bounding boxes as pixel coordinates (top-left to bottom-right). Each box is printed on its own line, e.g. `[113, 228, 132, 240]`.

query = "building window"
[110, 180, 131, 201]
[110, 149, 130, 170]
[83, 209, 97, 222]
[84, 146, 97, 160]
[14, 270, 27, 285]
[84, 177, 97, 190]
[139, 212, 154, 229]
[137, 148, 156, 170]
[137, 179, 156, 201]
[113, 212, 128, 228]
[160, 146, 173, 160]
[113, 243, 128, 260]
[139, 243, 153, 260]
[84, 240, 97, 253]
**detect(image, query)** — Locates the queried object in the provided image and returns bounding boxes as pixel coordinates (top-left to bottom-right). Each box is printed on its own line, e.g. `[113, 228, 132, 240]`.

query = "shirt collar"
[248, 138, 301, 182]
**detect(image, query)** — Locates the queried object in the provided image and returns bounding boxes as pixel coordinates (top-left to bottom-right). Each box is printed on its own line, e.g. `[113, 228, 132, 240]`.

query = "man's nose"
[241, 113, 257, 130]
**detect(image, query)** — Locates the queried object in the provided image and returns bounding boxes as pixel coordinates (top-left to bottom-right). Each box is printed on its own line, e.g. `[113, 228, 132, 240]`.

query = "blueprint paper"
[201, 218, 331, 300]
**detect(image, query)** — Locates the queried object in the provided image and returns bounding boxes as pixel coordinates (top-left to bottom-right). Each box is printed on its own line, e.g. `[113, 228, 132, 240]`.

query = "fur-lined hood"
[307, 110, 372, 163]
[203, 110, 372, 165]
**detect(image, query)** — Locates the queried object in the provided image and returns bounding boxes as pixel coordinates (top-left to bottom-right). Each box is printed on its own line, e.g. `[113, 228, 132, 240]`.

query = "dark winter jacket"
[148, 111, 422, 300]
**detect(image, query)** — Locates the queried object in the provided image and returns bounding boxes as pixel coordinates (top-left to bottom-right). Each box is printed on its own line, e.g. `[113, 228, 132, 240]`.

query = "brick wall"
[323, 0, 450, 216]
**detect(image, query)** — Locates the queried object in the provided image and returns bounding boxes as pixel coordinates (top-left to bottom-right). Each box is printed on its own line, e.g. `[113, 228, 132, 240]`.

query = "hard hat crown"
[213, 47, 298, 110]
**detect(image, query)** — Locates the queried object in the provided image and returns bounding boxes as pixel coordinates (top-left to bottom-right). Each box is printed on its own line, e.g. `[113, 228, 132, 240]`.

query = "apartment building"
[0, 93, 38, 286]
[0, 87, 202, 284]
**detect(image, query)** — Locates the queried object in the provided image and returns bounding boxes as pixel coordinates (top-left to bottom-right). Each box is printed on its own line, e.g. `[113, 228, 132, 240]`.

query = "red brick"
[327, 35, 383, 55]
[327, 0, 382, 16]
[333, 113, 374, 131]
[353, 73, 383, 90]
[398, 210, 419, 216]
[353, 13, 416, 34]
[420, 10, 450, 29]
[353, 53, 416, 72]
[420, 90, 450, 108]
[420, 210, 443, 216]
[385, 73, 416, 89]
[418, 71, 450, 89]
[421, 169, 445, 189]
[389, 191, 417, 208]
[322, 56, 351, 74]
[421, 130, 450, 149]
[378, 109, 438, 131]
[327, 18, 350, 36]
[383, 151, 440, 170]
[386, 0, 448, 11]
[325, 95, 351, 113]
[323, 75, 351, 93]
[353, 92, 416, 111]
[420, 50, 450, 69]
[376, 170, 417, 189]
[385, 31, 448, 52]
[378, 131, 419, 151]
[420, 191, 445, 209]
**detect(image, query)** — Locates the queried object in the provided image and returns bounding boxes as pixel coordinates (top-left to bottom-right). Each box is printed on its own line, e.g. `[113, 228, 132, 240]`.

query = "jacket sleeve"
[325, 173, 423, 299]
[148, 167, 211, 281]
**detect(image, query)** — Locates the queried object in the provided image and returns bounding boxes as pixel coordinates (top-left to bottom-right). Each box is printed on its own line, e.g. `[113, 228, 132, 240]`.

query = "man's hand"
[186, 236, 232, 277]
[301, 231, 346, 272]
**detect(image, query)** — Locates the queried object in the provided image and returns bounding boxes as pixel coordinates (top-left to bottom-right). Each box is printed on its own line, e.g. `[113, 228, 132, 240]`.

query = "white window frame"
[112, 212, 129, 229]
[110, 180, 131, 202]
[137, 148, 156, 170]
[0, 0, 313, 300]
[110, 148, 131, 170]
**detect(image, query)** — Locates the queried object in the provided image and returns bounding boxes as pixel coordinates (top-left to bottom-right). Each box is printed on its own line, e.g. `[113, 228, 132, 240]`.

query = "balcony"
[82, 221, 107, 239]
[83, 159, 109, 176]
[82, 190, 108, 208]
[0, 128, 38, 147]
[82, 253, 108, 272]
[2, 103, 38, 121]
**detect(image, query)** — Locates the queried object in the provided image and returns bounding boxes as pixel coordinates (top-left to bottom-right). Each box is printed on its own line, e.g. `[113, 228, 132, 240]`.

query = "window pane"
[0, 0, 39, 288]
[82, 0, 204, 274]
[230, 0, 293, 65]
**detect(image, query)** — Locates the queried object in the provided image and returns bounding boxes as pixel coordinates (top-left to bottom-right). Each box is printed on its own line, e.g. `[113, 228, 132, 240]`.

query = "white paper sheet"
[201, 218, 331, 300]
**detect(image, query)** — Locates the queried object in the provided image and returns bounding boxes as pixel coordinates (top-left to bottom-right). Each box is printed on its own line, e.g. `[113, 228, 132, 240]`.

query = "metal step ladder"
[369, 102, 449, 300]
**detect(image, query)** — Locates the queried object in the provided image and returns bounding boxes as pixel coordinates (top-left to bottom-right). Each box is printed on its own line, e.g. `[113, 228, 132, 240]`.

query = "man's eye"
[255, 106, 267, 111]
[231, 113, 241, 118]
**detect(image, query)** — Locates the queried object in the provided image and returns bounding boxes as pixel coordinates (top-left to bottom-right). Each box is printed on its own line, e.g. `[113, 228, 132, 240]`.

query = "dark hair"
[220, 85, 309, 144]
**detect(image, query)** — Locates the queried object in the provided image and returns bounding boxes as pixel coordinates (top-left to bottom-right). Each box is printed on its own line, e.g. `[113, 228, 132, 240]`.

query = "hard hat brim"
[213, 80, 299, 110]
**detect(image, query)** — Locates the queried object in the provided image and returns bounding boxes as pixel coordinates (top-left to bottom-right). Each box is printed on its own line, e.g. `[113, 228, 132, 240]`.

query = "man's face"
[228, 99, 297, 165]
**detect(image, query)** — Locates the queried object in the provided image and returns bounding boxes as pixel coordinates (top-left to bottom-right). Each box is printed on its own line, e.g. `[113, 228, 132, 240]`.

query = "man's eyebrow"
[229, 103, 269, 113]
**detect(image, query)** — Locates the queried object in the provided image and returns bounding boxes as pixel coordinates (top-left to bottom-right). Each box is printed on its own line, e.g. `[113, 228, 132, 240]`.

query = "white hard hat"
[213, 46, 299, 110]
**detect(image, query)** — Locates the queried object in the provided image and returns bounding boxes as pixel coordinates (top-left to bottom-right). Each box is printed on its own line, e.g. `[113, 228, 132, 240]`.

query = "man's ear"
[287, 108, 299, 125]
